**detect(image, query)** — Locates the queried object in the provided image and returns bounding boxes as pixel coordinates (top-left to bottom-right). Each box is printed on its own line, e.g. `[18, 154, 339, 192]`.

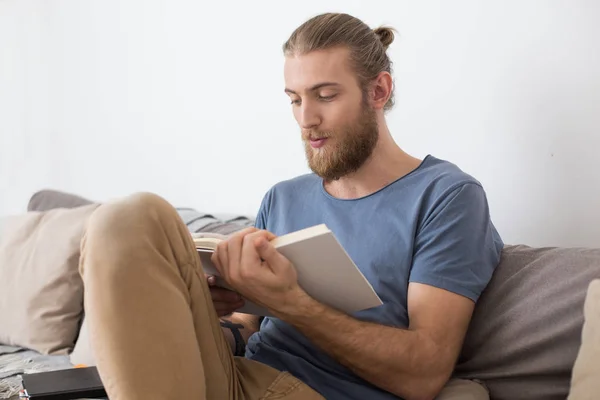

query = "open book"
[193, 224, 383, 317]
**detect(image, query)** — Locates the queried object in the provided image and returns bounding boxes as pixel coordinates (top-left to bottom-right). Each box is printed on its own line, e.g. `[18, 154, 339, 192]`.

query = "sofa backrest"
[28, 189, 94, 212]
[455, 245, 600, 400]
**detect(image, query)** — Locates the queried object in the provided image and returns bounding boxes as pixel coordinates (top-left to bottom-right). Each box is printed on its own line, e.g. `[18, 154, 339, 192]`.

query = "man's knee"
[80, 192, 181, 279]
[86, 192, 174, 239]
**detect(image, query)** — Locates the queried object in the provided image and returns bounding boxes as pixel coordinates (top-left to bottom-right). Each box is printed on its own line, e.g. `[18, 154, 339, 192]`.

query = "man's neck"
[323, 126, 422, 200]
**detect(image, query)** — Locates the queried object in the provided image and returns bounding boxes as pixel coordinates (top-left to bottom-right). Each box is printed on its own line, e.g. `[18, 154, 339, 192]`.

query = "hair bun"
[374, 26, 395, 49]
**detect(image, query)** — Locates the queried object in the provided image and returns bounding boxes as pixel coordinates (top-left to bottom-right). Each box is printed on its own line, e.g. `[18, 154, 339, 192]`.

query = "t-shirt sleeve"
[409, 182, 503, 302]
[254, 189, 272, 230]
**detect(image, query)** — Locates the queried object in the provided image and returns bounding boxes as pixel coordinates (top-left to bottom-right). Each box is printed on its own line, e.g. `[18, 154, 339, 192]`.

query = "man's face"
[284, 47, 379, 181]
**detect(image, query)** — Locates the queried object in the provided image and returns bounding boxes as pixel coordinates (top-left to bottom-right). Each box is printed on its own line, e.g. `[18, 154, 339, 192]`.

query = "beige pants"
[79, 192, 488, 400]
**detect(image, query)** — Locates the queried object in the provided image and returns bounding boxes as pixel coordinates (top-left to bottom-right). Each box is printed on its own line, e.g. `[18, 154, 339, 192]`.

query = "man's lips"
[309, 137, 328, 149]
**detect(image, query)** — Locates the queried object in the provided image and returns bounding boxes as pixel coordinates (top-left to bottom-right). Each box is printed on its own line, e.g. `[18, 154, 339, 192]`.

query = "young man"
[81, 12, 503, 400]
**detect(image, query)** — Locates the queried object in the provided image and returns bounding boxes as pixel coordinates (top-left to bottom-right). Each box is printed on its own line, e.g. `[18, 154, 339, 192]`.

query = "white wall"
[1, 0, 599, 248]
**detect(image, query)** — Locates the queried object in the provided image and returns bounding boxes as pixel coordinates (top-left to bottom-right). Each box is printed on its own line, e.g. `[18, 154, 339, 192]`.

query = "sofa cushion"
[455, 245, 600, 400]
[0, 204, 99, 354]
[69, 316, 96, 366]
[436, 379, 489, 400]
[28, 189, 94, 212]
[567, 279, 600, 399]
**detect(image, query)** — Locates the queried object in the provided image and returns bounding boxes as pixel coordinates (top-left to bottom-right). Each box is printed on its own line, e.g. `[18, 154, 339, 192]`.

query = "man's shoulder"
[417, 155, 484, 199]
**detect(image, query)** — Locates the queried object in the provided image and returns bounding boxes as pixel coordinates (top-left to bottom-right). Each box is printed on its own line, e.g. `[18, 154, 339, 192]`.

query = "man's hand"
[206, 276, 245, 317]
[210, 227, 306, 315]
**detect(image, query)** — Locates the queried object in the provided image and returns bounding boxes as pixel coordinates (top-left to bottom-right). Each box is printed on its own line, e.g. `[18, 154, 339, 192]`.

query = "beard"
[302, 105, 379, 181]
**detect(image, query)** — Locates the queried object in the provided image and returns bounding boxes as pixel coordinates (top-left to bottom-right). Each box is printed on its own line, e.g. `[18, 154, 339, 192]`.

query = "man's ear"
[368, 71, 393, 110]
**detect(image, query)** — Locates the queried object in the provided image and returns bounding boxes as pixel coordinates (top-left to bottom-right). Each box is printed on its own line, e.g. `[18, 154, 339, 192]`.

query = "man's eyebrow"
[284, 82, 341, 95]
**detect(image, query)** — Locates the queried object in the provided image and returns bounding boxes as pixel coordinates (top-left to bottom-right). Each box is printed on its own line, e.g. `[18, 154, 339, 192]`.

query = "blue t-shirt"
[245, 155, 504, 399]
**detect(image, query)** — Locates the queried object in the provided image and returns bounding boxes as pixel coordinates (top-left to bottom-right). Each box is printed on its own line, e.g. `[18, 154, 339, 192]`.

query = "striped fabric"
[176, 208, 255, 236]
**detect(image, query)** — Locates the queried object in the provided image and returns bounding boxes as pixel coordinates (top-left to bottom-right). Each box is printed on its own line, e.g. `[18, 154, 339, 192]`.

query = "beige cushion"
[69, 317, 96, 366]
[436, 379, 489, 399]
[0, 204, 98, 354]
[568, 279, 600, 399]
[456, 245, 600, 400]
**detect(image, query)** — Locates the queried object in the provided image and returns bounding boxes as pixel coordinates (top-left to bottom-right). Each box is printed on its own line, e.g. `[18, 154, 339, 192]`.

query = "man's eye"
[318, 94, 337, 101]
[290, 99, 301, 105]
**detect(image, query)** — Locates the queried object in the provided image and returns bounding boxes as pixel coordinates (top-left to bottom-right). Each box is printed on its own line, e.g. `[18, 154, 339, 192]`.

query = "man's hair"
[283, 13, 396, 111]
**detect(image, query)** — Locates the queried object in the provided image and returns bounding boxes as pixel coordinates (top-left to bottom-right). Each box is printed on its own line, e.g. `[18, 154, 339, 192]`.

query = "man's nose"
[298, 103, 320, 130]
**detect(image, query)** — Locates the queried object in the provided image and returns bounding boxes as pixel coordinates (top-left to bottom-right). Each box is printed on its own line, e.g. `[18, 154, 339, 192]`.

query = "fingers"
[241, 231, 272, 266]
[210, 284, 237, 299]
[213, 297, 244, 316]
[212, 228, 277, 286]
[220, 228, 258, 268]
[237, 230, 280, 278]
[254, 236, 288, 273]
[213, 240, 228, 276]
[206, 274, 217, 286]
[210, 287, 241, 303]
[207, 280, 245, 316]
[226, 228, 252, 276]
[220, 227, 268, 280]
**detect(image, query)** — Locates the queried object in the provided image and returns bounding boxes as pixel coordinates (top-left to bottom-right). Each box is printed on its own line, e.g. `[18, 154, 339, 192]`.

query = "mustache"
[302, 130, 332, 141]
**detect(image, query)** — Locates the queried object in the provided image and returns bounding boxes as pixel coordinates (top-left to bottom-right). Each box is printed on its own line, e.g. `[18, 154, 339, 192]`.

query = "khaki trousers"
[79, 192, 324, 400]
[79, 192, 488, 400]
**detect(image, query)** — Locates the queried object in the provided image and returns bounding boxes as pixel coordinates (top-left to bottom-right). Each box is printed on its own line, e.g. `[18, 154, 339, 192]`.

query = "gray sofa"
[1, 189, 599, 399]
[455, 245, 600, 399]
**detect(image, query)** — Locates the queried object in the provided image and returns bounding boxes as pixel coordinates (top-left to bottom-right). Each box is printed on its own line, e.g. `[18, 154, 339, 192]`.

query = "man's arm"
[210, 221, 489, 399]
[274, 282, 474, 400]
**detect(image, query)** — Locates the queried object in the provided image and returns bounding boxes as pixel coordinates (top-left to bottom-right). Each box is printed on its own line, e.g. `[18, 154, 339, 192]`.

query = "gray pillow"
[28, 189, 94, 212]
[176, 207, 255, 235]
[455, 245, 600, 400]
